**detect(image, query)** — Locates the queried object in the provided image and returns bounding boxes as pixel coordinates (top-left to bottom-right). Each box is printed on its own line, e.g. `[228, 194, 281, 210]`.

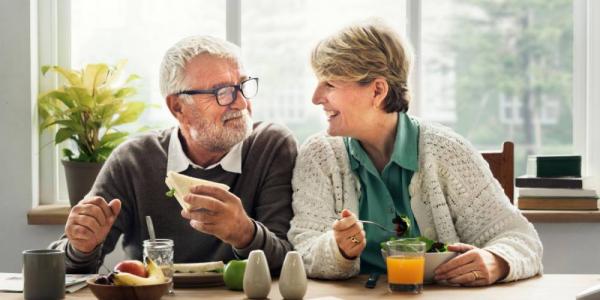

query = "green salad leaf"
[166, 188, 176, 197]
[380, 236, 448, 253]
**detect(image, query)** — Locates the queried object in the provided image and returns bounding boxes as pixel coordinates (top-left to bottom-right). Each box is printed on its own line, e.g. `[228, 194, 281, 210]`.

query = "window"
[421, 0, 573, 176]
[40, 0, 226, 204]
[71, 0, 226, 129]
[242, 0, 407, 142]
[37, 0, 593, 204]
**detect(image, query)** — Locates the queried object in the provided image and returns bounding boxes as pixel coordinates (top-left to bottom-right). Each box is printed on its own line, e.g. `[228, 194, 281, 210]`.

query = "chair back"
[481, 142, 514, 203]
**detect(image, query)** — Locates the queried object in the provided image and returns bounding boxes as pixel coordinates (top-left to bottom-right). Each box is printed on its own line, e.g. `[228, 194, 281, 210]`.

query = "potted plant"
[38, 61, 146, 206]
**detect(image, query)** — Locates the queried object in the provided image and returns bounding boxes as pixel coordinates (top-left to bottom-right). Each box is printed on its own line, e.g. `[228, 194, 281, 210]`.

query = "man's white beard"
[189, 109, 252, 153]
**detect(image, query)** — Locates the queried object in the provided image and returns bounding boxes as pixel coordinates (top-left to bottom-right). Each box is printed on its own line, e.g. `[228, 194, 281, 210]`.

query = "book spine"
[515, 178, 583, 189]
[518, 198, 598, 210]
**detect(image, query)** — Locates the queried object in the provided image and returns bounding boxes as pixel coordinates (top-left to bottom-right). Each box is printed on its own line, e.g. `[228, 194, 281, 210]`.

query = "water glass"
[384, 238, 426, 294]
[143, 239, 174, 294]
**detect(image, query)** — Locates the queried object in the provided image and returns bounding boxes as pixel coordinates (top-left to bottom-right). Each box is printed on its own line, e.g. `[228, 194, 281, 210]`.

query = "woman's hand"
[332, 209, 366, 259]
[433, 243, 509, 286]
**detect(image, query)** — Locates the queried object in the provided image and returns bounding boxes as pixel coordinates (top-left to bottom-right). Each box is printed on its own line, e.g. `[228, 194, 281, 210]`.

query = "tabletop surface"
[4, 274, 599, 300]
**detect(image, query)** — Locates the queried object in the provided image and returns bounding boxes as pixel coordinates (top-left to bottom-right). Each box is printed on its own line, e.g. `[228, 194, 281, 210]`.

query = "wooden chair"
[481, 142, 514, 204]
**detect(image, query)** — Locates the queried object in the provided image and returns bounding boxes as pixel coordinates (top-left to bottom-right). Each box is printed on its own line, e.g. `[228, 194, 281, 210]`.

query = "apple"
[114, 260, 148, 278]
[223, 259, 247, 291]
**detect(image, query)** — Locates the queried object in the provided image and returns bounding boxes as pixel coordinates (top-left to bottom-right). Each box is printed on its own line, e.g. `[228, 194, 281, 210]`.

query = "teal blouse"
[344, 112, 421, 274]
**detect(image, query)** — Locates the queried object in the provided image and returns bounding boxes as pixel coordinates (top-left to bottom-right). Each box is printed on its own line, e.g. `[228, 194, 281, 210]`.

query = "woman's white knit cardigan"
[288, 120, 543, 281]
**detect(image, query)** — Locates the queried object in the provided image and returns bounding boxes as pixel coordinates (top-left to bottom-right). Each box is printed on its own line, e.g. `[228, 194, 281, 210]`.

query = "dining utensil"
[358, 220, 397, 234]
[145, 215, 156, 241]
[365, 272, 380, 289]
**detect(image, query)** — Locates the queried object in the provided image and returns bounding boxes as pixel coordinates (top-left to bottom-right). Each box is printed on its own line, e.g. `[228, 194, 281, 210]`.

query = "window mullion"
[573, 0, 588, 176]
[588, 0, 600, 184]
[226, 0, 241, 47]
[37, 0, 71, 205]
[406, 0, 422, 117]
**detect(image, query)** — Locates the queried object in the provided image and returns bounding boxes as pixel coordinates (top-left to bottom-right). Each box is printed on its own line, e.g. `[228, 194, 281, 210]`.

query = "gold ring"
[471, 270, 480, 280]
[349, 235, 361, 244]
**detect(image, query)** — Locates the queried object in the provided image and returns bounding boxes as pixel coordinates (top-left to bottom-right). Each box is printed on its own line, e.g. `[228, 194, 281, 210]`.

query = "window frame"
[34, 0, 599, 205]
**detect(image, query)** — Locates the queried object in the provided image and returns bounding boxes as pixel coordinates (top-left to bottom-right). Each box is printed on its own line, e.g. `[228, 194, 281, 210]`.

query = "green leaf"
[380, 236, 398, 250]
[42, 65, 82, 86]
[95, 90, 115, 105]
[62, 148, 75, 161]
[66, 87, 94, 108]
[54, 128, 76, 144]
[95, 145, 115, 161]
[417, 236, 435, 252]
[41, 65, 51, 75]
[111, 102, 145, 126]
[55, 120, 85, 133]
[46, 90, 76, 109]
[38, 61, 146, 163]
[114, 87, 137, 99]
[99, 131, 128, 147]
[104, 60, 127, 86]
[124, 74, 141, 84]
[166, 188, 176, 197]
[82, 63, 110, 92]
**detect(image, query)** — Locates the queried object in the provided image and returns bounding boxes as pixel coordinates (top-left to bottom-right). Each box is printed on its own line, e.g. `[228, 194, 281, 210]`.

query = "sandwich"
[164, 171, 230, 211]
[173, 261, 225, 275]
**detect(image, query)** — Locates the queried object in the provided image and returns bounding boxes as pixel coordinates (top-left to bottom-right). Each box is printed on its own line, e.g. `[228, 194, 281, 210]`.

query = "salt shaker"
[243, 250, 272, 299]
[279, 251, 307, 300]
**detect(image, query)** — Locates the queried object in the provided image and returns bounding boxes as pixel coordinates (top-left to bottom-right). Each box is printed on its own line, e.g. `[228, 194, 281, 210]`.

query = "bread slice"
[173, 261, 225, 274]
[165, 171, 230, 211]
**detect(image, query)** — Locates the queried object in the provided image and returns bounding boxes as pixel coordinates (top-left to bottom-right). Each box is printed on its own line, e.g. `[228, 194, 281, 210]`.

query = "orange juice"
[386, 255, 425, 292]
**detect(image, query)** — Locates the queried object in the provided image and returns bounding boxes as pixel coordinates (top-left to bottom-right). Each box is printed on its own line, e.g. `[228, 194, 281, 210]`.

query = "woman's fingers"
[435, 261, 480, 281]
[335, 228, 366, 259]
[435, 250, 478, 275]
[447, 243, 476, 253]
[333, 213, 359, 231]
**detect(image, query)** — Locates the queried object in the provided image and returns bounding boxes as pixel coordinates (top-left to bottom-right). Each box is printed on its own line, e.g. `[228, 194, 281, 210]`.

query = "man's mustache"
[222, 109, 249, 122]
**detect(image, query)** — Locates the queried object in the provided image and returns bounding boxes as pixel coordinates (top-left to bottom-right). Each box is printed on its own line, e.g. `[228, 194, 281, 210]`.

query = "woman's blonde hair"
[311, 19, 413, 112]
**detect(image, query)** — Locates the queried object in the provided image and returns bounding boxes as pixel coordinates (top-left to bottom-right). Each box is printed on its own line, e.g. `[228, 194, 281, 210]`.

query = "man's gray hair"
[159, 35, 242, 99]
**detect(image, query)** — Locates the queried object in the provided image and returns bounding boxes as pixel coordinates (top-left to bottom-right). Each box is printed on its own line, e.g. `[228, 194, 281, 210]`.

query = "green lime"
[223, 259, 247, 291]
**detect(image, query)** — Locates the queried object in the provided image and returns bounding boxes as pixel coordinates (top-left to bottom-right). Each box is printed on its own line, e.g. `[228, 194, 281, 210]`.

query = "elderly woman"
[288, 20, 543, 286]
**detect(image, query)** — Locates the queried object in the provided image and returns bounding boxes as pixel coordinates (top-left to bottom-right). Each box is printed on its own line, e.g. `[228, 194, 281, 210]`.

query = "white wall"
[536, 223, 600, 274]
[0, 0, 598, 275]
[0, 0, 123, 273]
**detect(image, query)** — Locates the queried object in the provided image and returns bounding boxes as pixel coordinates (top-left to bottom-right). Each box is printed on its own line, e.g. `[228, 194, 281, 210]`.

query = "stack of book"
[517, 155, 598, 210]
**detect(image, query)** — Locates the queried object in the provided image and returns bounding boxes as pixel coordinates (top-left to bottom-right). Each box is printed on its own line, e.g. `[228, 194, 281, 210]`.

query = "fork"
[358, 220, 397, 234]
[330, 217, 397, 234]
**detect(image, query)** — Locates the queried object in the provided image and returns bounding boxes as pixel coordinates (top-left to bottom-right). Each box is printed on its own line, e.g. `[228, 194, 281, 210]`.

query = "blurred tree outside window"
[68, 0, 573, 178]
[421, 0, 573, 176]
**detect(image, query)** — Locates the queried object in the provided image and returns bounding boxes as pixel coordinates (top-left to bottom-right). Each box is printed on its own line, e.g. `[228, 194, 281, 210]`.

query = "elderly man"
[50, 36, 297, 273]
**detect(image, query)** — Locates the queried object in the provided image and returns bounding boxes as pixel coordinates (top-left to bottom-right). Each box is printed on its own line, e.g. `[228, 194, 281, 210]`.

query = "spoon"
[145, 215, 156, 241]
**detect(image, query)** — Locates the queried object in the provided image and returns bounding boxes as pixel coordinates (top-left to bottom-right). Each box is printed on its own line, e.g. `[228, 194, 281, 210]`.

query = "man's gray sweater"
[50, 122, 297, 274]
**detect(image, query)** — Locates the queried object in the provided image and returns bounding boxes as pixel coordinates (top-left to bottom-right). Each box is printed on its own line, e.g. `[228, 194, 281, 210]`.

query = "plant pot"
[62, 160, 104, 207]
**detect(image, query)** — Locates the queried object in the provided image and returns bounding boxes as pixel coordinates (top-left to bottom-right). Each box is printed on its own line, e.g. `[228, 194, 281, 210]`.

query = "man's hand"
[433, 243, 509, 286]
[65, 197, 122, 253]
[181, 185, 255, 249]
[332, 209, 366, 260]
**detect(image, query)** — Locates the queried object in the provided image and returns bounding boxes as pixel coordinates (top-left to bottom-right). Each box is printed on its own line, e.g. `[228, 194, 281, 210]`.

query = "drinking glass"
[143, 239, 174, 294]
[384, 238, 426, 294]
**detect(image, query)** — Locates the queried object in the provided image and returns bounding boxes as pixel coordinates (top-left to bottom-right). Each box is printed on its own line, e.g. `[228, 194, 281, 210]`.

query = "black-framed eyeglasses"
[174, 77, 259, 106]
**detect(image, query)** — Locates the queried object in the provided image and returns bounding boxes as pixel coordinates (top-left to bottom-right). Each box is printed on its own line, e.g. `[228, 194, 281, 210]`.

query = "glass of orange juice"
[384, 238, 426, 293]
